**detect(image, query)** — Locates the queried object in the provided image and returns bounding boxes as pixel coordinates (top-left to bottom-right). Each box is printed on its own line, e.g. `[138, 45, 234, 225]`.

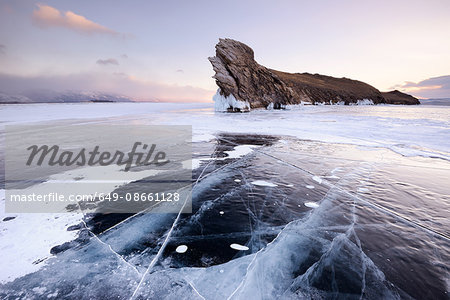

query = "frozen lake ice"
[0, 102, 449, 299]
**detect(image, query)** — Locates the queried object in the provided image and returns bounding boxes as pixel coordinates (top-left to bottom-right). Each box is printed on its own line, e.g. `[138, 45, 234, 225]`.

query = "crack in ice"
[78, 213, 141, 276]
[185, 278, 206, 300]
[73, 200, 141, 276]
[129, 159, 215, 300]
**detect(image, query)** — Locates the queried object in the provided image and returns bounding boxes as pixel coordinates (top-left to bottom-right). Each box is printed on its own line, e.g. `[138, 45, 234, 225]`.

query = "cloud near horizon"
[32, 4, 118, 36]
[96, 58, 119, 66]
[0, 44, 5, 54]
[0, 72, 215, 102]
[392, 75, 450, 99]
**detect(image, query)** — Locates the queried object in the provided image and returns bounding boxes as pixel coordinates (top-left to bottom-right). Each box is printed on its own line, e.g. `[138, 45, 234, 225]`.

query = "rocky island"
[209, 38, 420, 111]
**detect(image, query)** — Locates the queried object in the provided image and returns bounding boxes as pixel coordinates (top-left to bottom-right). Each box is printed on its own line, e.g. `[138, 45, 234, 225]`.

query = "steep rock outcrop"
[208, 39, 418, 111]
[209, 39, 297, 111]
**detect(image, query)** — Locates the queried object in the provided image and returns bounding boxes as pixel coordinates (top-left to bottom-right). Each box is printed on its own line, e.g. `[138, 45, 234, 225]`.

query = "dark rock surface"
[209, 39, 297, 109]
[209, 38, 419, 109]
[382, 90, 420, 105]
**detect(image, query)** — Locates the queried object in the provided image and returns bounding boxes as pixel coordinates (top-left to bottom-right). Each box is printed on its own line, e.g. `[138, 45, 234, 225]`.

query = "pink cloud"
[391, 75, 450, 98]
[32, 4, 118, 36]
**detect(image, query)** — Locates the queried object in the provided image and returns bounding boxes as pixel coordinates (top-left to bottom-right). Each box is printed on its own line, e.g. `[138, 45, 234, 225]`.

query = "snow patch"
[230, 243, 249, 251]
[224, 145, 257, 159]
[251, 180, 278, 187]
[175, 245, 188, 253]
[190, 158, 211, 170]
[0, 190, 83, 284]
[304, 202, 320, 208]
[190, 145, 258, 170]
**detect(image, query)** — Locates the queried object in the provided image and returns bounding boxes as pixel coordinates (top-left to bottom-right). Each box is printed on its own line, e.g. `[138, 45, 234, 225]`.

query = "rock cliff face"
[209, 39, 297, 111]
[208, 38, 419, 111]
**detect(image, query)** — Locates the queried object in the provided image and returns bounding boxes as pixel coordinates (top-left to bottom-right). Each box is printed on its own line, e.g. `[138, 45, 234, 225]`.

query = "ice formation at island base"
[213, 89, 251, 112]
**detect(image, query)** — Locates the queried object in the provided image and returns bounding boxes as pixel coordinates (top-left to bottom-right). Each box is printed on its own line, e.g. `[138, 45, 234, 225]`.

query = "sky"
[0, 0, 450, 101]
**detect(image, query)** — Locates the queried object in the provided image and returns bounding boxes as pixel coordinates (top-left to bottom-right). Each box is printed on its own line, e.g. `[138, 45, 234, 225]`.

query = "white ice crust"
[1, 102, 448, 161]
[175, 245, 188, 253]
[251, 180, 278, 187]
[213, 89, 250, 112]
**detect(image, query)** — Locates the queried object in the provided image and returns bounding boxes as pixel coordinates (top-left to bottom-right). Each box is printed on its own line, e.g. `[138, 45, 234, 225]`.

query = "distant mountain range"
[0, 90, 134, 104]
[419, 98, 450, 106]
